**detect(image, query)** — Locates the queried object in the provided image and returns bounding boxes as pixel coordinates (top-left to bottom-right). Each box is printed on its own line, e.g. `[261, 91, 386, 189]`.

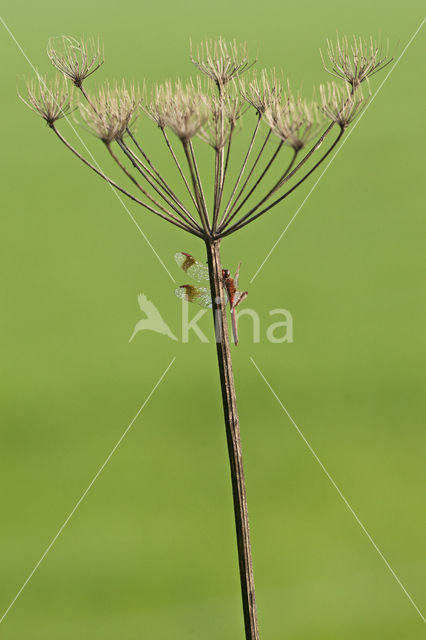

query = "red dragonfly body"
[174, 252, 248, 345]
[222, 266, 248, 346]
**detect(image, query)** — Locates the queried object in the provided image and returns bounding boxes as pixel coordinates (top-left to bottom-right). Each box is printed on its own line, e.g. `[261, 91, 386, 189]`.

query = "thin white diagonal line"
[250, 18, 426, 284]
[0, 15, 176, 283]
[250, 356, 425, 623]
[0, 356, 176, 626]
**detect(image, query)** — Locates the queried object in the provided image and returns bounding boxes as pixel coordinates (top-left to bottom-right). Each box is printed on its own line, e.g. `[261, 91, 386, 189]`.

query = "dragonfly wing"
[175, 285, 212, 308]
[174, 252, 209, 282]
[234, 262, 241, 289]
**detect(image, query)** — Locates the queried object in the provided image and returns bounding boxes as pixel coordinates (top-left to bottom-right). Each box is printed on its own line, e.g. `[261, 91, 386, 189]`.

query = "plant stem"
[205, 238, 259, 640]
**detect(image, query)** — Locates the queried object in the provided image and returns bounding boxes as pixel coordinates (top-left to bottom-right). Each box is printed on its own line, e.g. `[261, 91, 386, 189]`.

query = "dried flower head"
[198, 92, 245, 149]
[47, 36, 104, 87]
[320, 81, 368, 129]
[223, 92, 246, 127]
[320, 35, 392, 90]
[144, 82, 169, 128]
[20, 73, 72, 126]
[240, 69, 283, 114]
[190, 38, 255, 88]
[147, 79, 210, 142]
[264, 87, 323, 150]
[78, 81, 140, 143]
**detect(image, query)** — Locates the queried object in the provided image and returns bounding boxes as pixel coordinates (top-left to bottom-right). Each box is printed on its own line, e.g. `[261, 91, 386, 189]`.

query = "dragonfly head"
[222, 268, 230, 279]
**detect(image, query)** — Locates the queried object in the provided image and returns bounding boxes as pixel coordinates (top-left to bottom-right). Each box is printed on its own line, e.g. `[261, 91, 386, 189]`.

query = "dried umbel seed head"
[198, 92, 245, 149]
[320, 81, 368, 129]
[149, 79, 211, 142]
[223, 93, 246, 127]
[78, 81, 140, 143]
[240, 69, 283, 115]
[47, 36, 104, 87]
[190, 37, 255, 88]
[320, 35, 392, 90]
[144, 82, 169, 128]
[264, 87, 323, 150]
[20, 73, 72, 126]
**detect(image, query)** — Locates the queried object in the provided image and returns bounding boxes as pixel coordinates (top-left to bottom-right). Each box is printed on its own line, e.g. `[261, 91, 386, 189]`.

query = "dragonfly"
[174, 252, 248, 345]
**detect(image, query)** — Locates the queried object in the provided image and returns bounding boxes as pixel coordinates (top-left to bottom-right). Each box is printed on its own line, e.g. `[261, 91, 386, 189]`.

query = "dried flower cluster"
[240, 69, 283, 114]
[78, 81, 140, 143]
[198, 92, 245, 149]
[21, 34, 391, 239]
[19, 73, 72, 126]
[190, 37, 255, 88]
[145, 79, 210, 143]
[320, 35, 392, 89]
[320, 81, 367, 128]
[263, 86, 322, 150]
[47, 36, 104, 87]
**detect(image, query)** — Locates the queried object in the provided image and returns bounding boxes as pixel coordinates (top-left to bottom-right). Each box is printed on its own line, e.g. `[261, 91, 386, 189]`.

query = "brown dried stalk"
[22, 34, 392, 640]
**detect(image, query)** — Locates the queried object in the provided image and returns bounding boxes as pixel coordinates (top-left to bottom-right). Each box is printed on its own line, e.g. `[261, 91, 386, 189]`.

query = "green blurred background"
[0, 1, 425, 638]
